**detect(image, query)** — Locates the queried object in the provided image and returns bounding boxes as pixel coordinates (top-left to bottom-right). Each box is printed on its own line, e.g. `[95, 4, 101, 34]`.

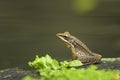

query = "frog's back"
[70, 35, 93, 54]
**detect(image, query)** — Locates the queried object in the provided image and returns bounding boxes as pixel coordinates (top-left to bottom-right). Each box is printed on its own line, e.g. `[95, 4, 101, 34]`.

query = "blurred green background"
[0, 0, 120, 69]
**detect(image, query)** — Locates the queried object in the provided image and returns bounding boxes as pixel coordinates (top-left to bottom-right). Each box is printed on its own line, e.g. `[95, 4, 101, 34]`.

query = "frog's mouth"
[56, 33, 69, 43]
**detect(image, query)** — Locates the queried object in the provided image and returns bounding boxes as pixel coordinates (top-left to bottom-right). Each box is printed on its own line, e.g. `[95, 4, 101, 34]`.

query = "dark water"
[0, 0, 120, 69]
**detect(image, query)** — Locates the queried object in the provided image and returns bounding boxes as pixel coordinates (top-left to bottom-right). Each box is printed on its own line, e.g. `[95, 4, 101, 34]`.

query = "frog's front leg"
[70, 47, 78, 60]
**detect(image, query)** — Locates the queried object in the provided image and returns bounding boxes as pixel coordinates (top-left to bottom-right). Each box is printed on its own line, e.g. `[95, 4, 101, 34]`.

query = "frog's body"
[56, 32, 102, 64]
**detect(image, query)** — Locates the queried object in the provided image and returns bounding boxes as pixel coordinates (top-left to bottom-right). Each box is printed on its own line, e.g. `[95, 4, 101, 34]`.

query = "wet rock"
[0, 58, 120, 80]
[0, 68, 40, 80]
[97, 58, 120, 70]
[75, 58, 120, 70]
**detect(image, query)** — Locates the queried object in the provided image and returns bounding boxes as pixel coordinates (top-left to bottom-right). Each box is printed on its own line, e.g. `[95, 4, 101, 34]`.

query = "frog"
[56, 32, 102, 64]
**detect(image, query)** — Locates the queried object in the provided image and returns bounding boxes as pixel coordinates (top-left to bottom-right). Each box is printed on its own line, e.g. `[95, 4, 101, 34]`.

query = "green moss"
[22, 76, 36, 80]
[23, 54, 120, 80]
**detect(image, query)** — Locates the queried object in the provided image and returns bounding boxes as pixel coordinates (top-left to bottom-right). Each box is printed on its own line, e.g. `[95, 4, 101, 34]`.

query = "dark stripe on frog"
[63, 36, 93, 56]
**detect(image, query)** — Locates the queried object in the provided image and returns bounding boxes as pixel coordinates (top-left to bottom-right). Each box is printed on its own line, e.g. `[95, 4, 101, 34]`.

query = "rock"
[75, 58, 120, 70]
[0, 68, 40, 80]
[0, 58, 119, 80]
[97, 57, 120, 70]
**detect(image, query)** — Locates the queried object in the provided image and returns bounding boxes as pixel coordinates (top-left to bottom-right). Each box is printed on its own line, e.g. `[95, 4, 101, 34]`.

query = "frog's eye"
[64, 32, 70, 36]
[62, 35, 69, 40]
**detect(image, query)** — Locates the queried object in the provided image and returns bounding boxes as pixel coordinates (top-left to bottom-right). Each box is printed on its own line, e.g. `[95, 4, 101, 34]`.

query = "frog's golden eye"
[62, 36, 69, 41]
[64, 32, 70, 36]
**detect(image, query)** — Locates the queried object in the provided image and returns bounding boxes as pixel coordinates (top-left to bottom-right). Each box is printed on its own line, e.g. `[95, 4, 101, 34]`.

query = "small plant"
[23, 54, 120, 80]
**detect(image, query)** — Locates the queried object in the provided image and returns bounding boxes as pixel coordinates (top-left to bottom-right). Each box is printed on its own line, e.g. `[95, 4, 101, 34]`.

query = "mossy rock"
[74, 57, 120, 70]
[97, 58, 120, 70]
[0, 57, 120, 80]
[0, 68, 40, 80]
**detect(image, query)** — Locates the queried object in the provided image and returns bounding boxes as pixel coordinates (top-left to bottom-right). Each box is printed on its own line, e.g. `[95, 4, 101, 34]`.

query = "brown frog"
[56, 32, 102, 64]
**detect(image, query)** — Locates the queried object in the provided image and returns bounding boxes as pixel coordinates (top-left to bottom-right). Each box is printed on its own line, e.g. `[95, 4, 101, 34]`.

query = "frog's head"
[56, 32, 70, 40]
[56, 32, 74, 48]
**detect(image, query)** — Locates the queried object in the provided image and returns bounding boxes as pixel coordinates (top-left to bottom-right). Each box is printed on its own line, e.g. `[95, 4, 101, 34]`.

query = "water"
[0, 0, 120, 69]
